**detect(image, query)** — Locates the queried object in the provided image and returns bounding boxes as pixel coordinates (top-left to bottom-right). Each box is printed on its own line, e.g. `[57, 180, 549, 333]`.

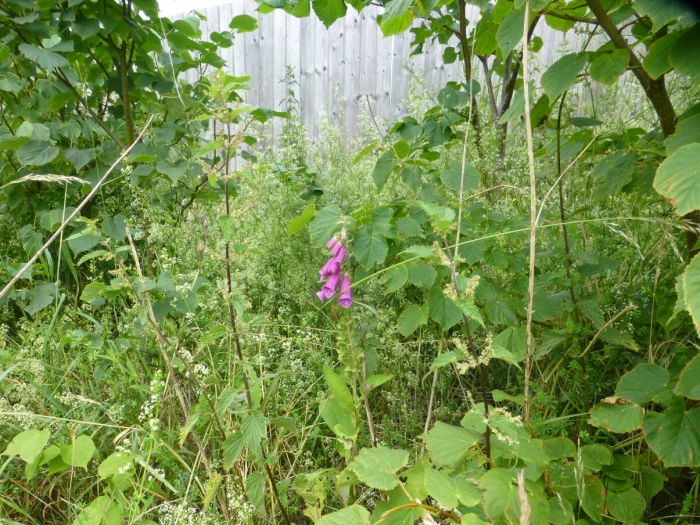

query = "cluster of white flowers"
[454, 335, 492, 374]
[226, 485, 256, 524]
[187, 363, 210, 382]
[159, 502, 222, 525]
[0, 398, 34, 429]
[139, 371, 165, 432]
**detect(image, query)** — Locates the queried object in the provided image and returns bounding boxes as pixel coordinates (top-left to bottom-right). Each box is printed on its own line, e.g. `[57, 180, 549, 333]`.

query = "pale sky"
[159, 0, 234, 16]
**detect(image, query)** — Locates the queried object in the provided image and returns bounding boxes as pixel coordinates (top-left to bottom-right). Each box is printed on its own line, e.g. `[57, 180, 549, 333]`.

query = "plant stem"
[521, 0, 537, 426]
[556, 92, 576, 307]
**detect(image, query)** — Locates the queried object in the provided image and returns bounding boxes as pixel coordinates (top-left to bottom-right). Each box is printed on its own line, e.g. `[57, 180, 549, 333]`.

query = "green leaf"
[543, 436, 576, 460]
[491, 346, 522, 368]
[19, 43, 69, 71]
[670, 25, 700, 83]
[98, 452, 133, 479]
[81, 282, 106, 304]
[17, 140, 60, 166]
[379, 9, 414, 36]
[352, 228, 389, 269]
[425, 468, 458, 508]
[676, 354, 700, 400]
[381, 264, 408, 293]
[322, 365, 355, 413]
[156, 161, 187, 182]
[383, 0, 411, 20]
[683, 250, 700, 337]
[532, 291, 564, 322]
[63, 148, 95, 171]
[427, 286, 463, 330]
[645, 402, 700, 467]
[229, 14, 258, 32]
[581, 474, 605, 521]
[455, 296, 485, 327]
[589, 400, 644, 433]
[320, 398, 356, 439]
[406, 260, 437, 288]
[428, 350, 464, 373]
[348, 447, 409, 490]
[393, 140, 412, 159]
[441, 162, 481, 191]
[353, 140, 378, 164]
[216, 387, 243, 417]
[639, 466, 665, 501]
[499, 87, 532, 123]
[492, 389, 524, 405]
[426, 422, 480, 468]
[0, 73, 22, 94]
[25, 283, 56, 314]
[480, 468, 514, 522]
[615, 363, 670, 404]
[606, 487, 645, 523]
[541, 53, 589, 101]
[2, 429, 50, 464]
[634, 0, 692, 32]
[397, 303, 429, 336]
[570, 116, 604, 127]
[581, 444, 612, 471]
[241, 412, 266, 457]
[67, 233, 100, 256]
[548, 497, 574, 525]
[60, 435, 95, 469]
[654, 143, 700, 216]
[455, 477, 482, 507]
[287, 203, 316, 236]
[72, 495, 121, 525]
[309, 205, 342, 246]
[579, 299, 604, 329]
[246, 471, 266, 510]
[312, 0, 347, 28]
[223, 433, 245, 468]
[73, 17, 101, 39]
[496, 8, 525, 58]
[372, 149, 398, 189]
[365, 374, 393, 390]
[485, 296, 518, 326]
[666, 113, 700, 156]
[317, 505, 370, 525]
[589, 49, 629, 85]
[644, 31, 680, 79]
[25, 445, 60, 481]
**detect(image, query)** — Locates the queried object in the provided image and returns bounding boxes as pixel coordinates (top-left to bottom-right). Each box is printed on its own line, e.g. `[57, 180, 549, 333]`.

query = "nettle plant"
[276, 0, 700, 523]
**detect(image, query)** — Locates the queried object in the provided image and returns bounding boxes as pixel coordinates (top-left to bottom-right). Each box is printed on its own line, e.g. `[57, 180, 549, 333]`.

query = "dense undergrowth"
[1, 0, 700, 524]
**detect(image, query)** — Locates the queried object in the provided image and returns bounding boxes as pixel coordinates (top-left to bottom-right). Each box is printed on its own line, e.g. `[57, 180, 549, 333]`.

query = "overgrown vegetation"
[1, 0, 699, 524]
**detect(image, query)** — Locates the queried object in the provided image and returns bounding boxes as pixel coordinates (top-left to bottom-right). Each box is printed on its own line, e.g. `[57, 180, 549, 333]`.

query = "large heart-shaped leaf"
[348, 447, 409, 490]
[654, 143, 700, 216]
[644, 399, 700, 467]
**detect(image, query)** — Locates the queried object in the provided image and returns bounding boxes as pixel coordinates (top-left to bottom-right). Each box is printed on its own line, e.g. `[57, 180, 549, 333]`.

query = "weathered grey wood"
[171, 0, 586, 145]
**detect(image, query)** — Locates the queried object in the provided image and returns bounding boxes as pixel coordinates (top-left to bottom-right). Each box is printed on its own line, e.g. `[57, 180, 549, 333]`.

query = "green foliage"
[2, 0, 700, 522]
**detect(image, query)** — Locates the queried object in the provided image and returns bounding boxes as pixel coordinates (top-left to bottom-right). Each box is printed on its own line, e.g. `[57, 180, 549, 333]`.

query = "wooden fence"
[174, 1, 614, 144]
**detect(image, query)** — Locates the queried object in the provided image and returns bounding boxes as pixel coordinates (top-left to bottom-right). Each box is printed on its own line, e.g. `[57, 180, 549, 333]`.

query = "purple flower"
[316, 290, 327, 301]
[320, 257, 340, 279]
[333, 245, 346, 264]
[327, 236, 339, 249]
[338, 273, 352, 308]
[322, 271, 341, 298]
[331, 242, 343, 256]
